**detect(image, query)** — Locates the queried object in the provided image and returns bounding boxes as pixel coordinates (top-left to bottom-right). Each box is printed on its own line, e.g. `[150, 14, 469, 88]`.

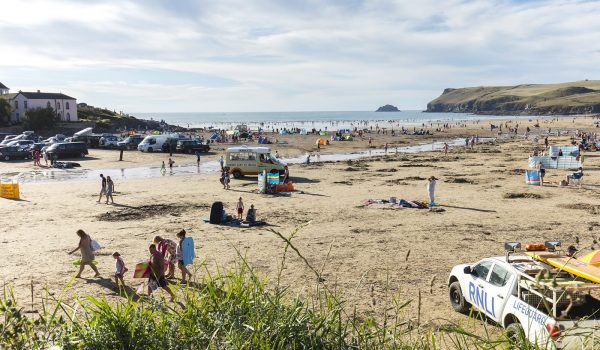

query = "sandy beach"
[2, 116, 599, 329]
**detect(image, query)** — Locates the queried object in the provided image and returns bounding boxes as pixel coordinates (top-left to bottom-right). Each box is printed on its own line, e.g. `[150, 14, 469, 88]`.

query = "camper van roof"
[227, 146, 271, 154]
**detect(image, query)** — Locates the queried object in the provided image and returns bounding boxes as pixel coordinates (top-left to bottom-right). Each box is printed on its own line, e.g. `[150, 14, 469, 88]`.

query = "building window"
[16, 113, 19, 122]
[24, 101, 28, 109]
[57, 102, 60, 110]
[66, 102, 70, 110]
[47, 101, 51, 108]
[15, 100, 18, 109]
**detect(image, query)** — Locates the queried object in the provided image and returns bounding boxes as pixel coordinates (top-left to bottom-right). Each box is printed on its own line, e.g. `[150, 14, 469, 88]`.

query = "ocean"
[132, 110, 515, 130]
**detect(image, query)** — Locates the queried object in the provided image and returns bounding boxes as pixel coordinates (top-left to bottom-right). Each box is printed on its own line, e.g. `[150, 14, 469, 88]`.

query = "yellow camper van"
[224, 146, 287, 179]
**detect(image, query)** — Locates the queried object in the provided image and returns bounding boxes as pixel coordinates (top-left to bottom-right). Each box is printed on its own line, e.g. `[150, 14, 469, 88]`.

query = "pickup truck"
[176, 139, 210, 154]
[448, 242, 600, 349]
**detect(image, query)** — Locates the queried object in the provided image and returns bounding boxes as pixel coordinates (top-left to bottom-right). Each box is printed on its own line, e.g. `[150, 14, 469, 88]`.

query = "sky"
[1, 0, 600, 113]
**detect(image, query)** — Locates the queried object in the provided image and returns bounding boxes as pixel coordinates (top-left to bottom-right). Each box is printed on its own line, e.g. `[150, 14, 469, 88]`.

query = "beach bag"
[210, 201, 224, 224]
[91, 240, 102, 251]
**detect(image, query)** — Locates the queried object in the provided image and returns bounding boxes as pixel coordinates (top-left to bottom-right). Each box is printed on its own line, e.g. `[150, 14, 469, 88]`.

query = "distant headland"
[375, 104, 400, 112]
[426, 80, 600, 115]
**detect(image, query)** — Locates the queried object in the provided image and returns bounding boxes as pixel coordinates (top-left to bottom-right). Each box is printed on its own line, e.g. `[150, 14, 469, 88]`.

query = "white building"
[0, 84, 78, 124]
[0, 82, 8, 95]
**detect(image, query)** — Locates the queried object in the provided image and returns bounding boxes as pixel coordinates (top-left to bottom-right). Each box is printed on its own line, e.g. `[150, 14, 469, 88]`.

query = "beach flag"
[525, 170, 541, 186]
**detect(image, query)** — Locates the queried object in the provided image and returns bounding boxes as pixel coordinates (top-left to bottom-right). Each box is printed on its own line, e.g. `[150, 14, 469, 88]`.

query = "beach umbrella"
[580, 250, 600, 266]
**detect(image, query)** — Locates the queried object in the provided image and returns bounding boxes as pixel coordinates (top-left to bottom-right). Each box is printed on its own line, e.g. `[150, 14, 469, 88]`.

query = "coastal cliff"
[426, 81, 600, 115]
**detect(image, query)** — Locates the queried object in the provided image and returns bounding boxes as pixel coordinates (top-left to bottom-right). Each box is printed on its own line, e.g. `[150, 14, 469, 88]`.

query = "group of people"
[98, 174, 115, 204]
[69, 228, 195, 301]
[32, 149, 48, 166]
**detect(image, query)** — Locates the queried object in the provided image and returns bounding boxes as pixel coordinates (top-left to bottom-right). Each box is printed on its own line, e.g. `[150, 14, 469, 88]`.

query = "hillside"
[78, 105, 186, 132]
[426, 80, 600, 115]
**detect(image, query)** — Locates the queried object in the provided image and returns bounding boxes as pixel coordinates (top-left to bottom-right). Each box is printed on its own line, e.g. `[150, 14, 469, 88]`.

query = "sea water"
[133, 110, 516, 130]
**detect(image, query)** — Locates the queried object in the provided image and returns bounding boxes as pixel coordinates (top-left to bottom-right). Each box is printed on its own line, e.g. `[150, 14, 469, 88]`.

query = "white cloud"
[1, 0, 600, 111]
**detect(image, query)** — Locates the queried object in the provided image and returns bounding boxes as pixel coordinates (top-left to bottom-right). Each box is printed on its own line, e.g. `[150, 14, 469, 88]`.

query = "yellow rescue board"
[526, 251, 600, 284]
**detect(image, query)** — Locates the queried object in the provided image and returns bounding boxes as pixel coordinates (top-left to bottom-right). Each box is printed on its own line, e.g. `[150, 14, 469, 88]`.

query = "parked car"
[7, 140, 35, 150]
[138, 135, 171, 152]
[27, 143, 46, 153]
[162, 136, 187, 153]
[224, 146, 287, 178]
[45, 142, 89, 160]
[117, 135, 145, 150]
[1, 135, 18, 145]
[99, 135, 121, 149]
[71, 134, 103, 148]
[176, 139, 211, 154]
[0, 146, 32, 161]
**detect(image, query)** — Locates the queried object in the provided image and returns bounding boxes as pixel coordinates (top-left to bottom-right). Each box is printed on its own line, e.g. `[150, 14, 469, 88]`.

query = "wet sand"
[2, 116, 600, 329]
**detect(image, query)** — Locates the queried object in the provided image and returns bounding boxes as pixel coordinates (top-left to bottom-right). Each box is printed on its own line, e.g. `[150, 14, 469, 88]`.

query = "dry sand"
[1, 116, 600, 330]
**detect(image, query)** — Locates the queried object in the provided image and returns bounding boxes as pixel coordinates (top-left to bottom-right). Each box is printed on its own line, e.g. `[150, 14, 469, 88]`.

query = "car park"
[0, 146, 32, 161]
[45, 142, 89, 160]
[448, 241, 600, 349]
[176, 139, 211, 154]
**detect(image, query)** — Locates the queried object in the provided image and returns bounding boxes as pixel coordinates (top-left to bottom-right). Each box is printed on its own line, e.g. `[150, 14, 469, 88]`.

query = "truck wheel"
[187, 149, 193, 154]
[449, 281, 470, 313]
[506, 322, 526, 346]
[80, 152, 86, 158]
[147, 147, 153, 153]
[232, 170, 242, 179]
[4, 155, 10, 161]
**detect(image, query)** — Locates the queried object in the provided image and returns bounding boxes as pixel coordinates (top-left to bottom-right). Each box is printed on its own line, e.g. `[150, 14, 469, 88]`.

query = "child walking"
[113, 252, 127, 288]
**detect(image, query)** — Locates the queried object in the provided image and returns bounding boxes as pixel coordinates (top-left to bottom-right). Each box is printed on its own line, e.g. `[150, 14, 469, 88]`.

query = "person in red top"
[148, 244, 175, 301]
[153, 236, 177, 279]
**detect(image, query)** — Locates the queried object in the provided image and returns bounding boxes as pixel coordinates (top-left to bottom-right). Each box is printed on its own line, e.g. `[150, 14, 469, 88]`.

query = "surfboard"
[182, 236, 195, 266]
[526, 251, 600, 284]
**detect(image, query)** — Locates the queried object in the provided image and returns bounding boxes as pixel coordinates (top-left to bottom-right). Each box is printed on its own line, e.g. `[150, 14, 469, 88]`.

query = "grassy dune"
[426, 80, 600, 115]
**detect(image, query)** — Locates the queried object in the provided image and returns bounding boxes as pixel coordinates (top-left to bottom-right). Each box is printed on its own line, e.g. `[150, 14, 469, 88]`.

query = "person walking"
[223, 169, 230, 190]
[168, 158, 175, 172]
[68, 229, 100, 278]
[160, 161, 166, 175]
[176, 230, 193, 283]
[97, 174, 107, 203]
[443, 143, 449, 155]
[427, 176, 437, 207]
[219, 156, 224, 170]
[195, 150, 201, 167]
[43, 150, 48, 166]
[153, 236, 177, 279]
[147, 244, 175, 301]
[105, 176, 115, 204]
[236, 197, 244, 220]
[34, 150, 41, 166]
[537, 162, 546, 186]
[112, 252, 127, 288]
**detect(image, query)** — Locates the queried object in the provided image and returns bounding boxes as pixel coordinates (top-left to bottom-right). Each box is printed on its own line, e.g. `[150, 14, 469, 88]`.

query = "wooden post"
[417, 289, 422, 327]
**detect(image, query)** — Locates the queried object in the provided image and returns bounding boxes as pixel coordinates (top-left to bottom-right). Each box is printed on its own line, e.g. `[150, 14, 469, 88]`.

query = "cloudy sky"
[1, 0, 599, 112]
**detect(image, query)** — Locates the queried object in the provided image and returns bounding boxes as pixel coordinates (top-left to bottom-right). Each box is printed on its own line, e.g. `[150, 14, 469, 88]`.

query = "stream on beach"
[1, 139, 466, 184]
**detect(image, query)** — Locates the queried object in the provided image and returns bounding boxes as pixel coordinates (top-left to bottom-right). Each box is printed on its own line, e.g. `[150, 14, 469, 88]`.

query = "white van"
[225, 146, 286, 179]
[137, 135, 170, 152]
